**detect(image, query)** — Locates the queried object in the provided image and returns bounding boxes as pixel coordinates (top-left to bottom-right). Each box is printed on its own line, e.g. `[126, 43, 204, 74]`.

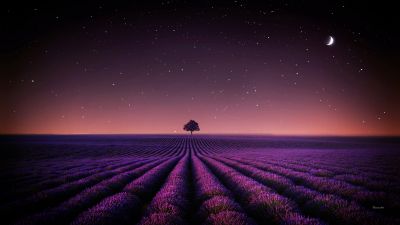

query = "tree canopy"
[183, 120, 200, 135]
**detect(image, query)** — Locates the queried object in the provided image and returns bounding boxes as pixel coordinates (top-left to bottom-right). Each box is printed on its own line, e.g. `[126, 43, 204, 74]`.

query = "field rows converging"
[0, 135, 399, 225]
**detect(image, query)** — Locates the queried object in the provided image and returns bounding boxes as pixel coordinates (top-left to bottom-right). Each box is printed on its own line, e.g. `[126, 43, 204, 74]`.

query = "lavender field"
[0, 135, 399, 225]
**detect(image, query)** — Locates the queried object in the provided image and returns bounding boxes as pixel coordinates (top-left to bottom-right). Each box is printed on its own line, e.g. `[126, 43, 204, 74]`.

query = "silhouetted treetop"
[183, 120, 200, 135]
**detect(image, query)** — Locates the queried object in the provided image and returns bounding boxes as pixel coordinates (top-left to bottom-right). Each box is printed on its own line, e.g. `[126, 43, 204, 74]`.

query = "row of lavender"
[0, 137, 191, 202]
[0, 136, 186, 187]
[0, 136, 190, 224]
[192, 137, 397, 225]
[194, 138, 400, 196]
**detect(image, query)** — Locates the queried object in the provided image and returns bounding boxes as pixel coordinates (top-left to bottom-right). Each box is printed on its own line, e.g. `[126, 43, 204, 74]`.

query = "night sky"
[1, 1, 399, 135]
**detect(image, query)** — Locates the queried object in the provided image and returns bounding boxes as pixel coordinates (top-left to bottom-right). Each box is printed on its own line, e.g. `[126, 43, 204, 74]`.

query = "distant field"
[0, 135, 399, 225]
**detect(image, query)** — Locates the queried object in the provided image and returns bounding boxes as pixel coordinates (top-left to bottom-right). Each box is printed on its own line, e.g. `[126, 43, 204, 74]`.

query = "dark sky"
[1, 1, 399, 135]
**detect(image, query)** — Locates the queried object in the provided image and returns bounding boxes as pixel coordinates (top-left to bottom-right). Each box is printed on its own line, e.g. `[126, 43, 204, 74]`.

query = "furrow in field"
[266, 158, 400, 193]
[226, 156, 400, 219]
[0, 158, 141, 204]
[200, 155, 324, 225]
[18, 157, 179, 225]
[2, 157, 148, 190]
[212, 156, 393, 225]
[1, 158, 158, 224]
[191, 155, 256, 225]
[270, 156, 399, 181]
[262, 157, 398, 184]
[278, 158, 400, 189]
[253, 156, 400, 204]
[138, 155, 191, 225]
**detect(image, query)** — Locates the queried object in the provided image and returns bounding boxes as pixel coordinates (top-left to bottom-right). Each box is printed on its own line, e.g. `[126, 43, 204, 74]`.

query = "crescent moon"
[326, 36, 334, 46]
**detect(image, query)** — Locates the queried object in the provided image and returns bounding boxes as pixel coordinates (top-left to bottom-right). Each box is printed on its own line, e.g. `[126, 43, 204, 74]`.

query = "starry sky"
[1, 1, 399, 135]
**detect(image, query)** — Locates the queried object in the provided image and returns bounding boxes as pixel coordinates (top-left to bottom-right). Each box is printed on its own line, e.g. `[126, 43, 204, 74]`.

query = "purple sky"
[1, 1, 399, 135]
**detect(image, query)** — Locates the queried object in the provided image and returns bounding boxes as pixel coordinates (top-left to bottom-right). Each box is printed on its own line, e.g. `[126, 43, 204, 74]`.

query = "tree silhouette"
[183, 120, 200, 135]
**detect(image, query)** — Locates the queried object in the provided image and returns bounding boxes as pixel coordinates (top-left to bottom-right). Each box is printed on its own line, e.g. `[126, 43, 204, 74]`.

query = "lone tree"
[183, 120, 200, 135]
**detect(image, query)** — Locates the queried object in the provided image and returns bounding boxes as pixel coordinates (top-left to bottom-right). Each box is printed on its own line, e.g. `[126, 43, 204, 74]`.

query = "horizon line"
[1, 133, 400, 138]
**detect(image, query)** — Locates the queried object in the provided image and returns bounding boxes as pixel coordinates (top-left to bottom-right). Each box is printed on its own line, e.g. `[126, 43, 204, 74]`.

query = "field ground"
[0, 135, 399, 225]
